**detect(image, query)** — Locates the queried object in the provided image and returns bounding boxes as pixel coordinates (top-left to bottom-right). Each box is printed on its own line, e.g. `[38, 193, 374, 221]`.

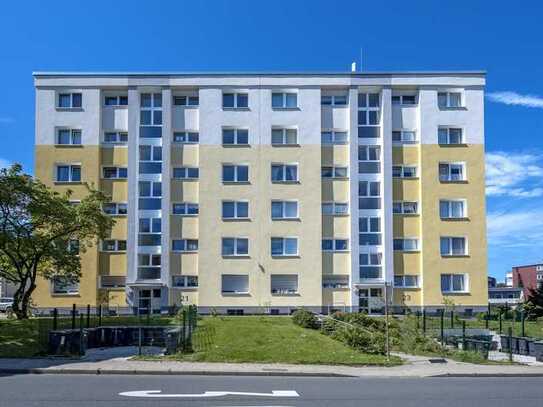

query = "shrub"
[332, 326, 386, 355]
[291, 309, 318, 329]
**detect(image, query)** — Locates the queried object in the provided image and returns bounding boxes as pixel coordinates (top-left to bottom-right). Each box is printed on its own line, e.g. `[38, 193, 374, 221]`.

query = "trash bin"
[533, 341, 543, 362]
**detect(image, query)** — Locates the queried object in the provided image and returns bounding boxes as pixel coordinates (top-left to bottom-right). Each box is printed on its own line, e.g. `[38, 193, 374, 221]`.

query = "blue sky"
[0, 0, 542, 280]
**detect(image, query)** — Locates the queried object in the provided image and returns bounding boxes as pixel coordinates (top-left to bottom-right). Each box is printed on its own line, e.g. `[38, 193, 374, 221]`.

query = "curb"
[432, 373, 543, 378]
[0, 368, 355, 378]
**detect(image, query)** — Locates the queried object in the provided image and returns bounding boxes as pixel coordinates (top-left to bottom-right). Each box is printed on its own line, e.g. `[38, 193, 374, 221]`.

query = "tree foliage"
[0, 164, 114, 319]
[524, 285, 543, 320]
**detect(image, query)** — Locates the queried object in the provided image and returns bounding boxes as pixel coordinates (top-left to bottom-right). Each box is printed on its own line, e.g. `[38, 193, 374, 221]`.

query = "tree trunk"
[12, 274, 37, 320]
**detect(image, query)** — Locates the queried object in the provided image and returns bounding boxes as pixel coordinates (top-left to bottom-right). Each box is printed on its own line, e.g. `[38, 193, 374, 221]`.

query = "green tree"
[524, 285, 543, 320]
[0, 164, 114, 319]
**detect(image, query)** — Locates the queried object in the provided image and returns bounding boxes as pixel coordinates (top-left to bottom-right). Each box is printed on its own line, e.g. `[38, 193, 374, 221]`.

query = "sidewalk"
[1, 348, 543, 377]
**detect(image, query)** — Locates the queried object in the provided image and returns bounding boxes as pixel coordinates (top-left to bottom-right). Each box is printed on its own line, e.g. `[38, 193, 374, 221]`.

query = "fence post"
[508, 327, 513, 362]
[416, 311, 420, 330]
[79, 314, 84, 356]
[86, 304, 90, 328]
[181, 308, 187, 351]
[98, 304, 102, 327]
[422, 309, 426, 335]
[499, 311, 503, 335]
[53, 308, 58, 331]
[138, 327, 142, 356]
[521, 310, 526, 337]
[440, 309, 445, 346]
[71, 304, 76, 330]
[450, 310, 454, 329]
[462, 320, 466, 350]
[486, 303, 490, 329]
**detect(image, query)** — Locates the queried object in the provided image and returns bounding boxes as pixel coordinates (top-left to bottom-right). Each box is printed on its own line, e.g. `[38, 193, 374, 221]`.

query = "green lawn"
[164, 316, 401, 366]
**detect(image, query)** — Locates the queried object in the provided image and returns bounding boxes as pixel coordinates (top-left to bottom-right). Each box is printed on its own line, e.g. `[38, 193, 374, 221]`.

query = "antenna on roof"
[360, 47, 363, 71]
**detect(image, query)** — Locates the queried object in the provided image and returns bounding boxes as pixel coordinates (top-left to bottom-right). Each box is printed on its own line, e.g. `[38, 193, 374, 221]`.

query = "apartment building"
[32, 71, 488, 314]
[511, 263, 543, 298]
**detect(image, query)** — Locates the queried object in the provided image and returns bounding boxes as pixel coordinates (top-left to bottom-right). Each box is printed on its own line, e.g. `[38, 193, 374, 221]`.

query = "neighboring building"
[32, 71, 488, 314]
[505, 271, 513, 287]
[488, 287, 523, 306]
[488, 276, 497, 288]
[511, 263, 543, 298]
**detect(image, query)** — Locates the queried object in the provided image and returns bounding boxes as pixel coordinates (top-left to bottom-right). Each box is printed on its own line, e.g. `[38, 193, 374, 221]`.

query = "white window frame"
[102, 202, 128, 216]
[57, 92, 82, 109]
[221, 274, 249, 294]
[222, 200, 249, 220]
[439, 199, 467, 219]
[100, 276, 126, 289]
[358, 145, 381, 161]
[438, 91, 464, 108]
[439, 162, 466, 182]
[321, 166, 349, 179]
[222, 92, 249, 109]
[102, 166, 128, 180]
[322, 238, 349, 252]
[393, 238, 419, 252]
[271, 237, 299, 257]
[55, 164, 81, 183]
[173, 131, 199, 144]
[139, 181, 162, 197]
[101, 240, 127, 252]
[321, 95, 348, 106]
[440, 236, 468, 256]
[271, 92, 298, 109]
[104, 95, 128, 107]
[221, 237, 249, 257]
[140, 93, 162, 128]
[172, 275, 199, 288]
[392, 129, 418, 145]
[271, 200, 299, 220]
[172, 202, 199, 216]
[271, 163, 299, 183]
[139, 145, 162, 162]
[392, 165, 417, 178]
[270, 274, 299, 295]
[392, 94, 417, 106]
[393, 201, 419, 215]
[394, 275, 420, 288]
[173, 167, 199, 180]
[173, 95, 199, 107]
[138, 254, 161, 267]
[51, 278, 80, 295]
[222, 164, 249, 183]
[171, 239, 199, 253]
[438, 127, 464, 145]
[322, 202, 349, 216]
[359, 181, 380, 197]
[222, 127, 249, 146]
[103, 131, 128, 144]
[271, 127, 298, 145]
[56, 128, 82, 146]
[321, 130, 348, 145]
[441, 274, 469, 293]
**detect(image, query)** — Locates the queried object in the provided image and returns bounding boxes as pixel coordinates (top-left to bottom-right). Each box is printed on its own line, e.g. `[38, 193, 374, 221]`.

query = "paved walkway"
[1, 348, 543, 377]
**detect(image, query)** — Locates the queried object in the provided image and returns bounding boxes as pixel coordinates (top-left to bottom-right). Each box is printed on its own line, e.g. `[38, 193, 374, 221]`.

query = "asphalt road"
[0, 374, 542, 407]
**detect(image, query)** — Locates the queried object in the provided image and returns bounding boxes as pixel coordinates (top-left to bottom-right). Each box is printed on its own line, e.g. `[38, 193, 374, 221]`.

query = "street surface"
[1, 374, 542, 406]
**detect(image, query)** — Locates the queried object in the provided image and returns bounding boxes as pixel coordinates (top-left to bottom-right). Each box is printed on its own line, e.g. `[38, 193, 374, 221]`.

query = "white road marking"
[119, 390, 300, 398]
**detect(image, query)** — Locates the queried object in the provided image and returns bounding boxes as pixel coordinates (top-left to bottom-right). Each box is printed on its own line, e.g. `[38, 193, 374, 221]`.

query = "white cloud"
[486, 151, 543, 198]
[487, 208, 543, 248]
[0, 117, 14, 124]
[487, 91, 543, 108]
[0, 158, 11, 169]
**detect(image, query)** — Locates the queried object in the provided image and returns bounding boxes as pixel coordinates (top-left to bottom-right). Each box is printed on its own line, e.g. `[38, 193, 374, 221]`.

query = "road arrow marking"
[119, 390, 299, 398]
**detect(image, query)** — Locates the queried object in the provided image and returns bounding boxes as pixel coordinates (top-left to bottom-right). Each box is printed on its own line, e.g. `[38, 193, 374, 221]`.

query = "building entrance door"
[137, 288, 162, 314]
[358, 287, 385, 314]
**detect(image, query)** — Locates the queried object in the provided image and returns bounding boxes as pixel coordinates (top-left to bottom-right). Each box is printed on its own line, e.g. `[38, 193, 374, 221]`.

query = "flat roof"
[33, 70, 486, 78]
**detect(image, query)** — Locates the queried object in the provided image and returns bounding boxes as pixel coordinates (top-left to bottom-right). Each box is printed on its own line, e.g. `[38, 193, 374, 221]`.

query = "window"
[271, 275, 298, 294]
[173, 95, 199, 106]
[438, 128, 464, 145]
[101, 240, 127, 252]
[104, 131, 128, 144]
[392, 95, 417, 105]
[441, 274, 467, 293]
[321, 95, 347, 106]
[56, 129, 81, 145]
[58, 92, 82, 108]
[393, 238, 419, 251]
[222, 164, 249, 182]
[321, 131, 348, 145]
[440, 200, 466, 219]
[322, 239, 349, 252]
[139, 145, 162, 161]
[173, 202, 199, 216]
[272, 128, 298, 145]
[52, 278, 79, 294]
[438, 92, 462, 108]
[139, 217, 162, 233]
[360, 253, 382, 279]
[173, 131, 199, 144]
[358, 146, 381, 174]
[271, 164, 298, 182]
[104, 96, 128, 106]
[139, 181, 162, 197]
[172, 239, 198, 252]
[100, 276, 126, 288]
[173, 167, 199, 180]
[392, 130, 417, 144]
[440, 237, 467, 256]
[272, 92, 297, 108]
[321, 166, 348, 179]
[222, 128, 249, 145]
[271, 237, 298, 256]
[322, 202, 349, 215]
[172, 275, 198, 288]
[223, 92, 248, 109]
[359, 181, 381, 210]
[271, 201, 298, 219]
[394, 275, 419, 288]
[439, 163, 465, 182]
[140, 93, 162, 139]
[392, 165, 417, 178]
[322, 275, 349, 288]
[222, 237, 249, 256]
[103, 166, 128, 179]
[393, 201, 418, 215]
[358, 93, 380, 139]
[102, 202, 127, 216]
[56, 165, 81, 182]
[222, 201, 249, 219]
[359, 217, 381, 246]
[221, 275, 249, 294]
[138, 254, 161, 280]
